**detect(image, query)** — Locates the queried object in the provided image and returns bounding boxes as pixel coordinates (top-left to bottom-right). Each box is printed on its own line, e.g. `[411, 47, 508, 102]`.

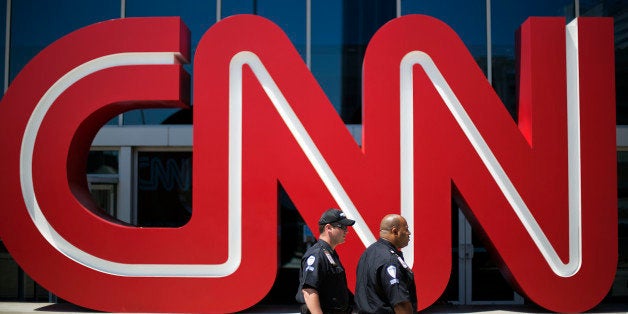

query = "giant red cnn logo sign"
[0, 14, 616, 313]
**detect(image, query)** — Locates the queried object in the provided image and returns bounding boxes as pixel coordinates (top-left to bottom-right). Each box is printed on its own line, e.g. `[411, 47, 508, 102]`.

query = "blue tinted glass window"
[222, 0, 312, 110]
[256, 0, 306, 60]
[342, 0, 395, 123]
[312, 0, 343, 114]
[221, 0, 255, 17]
[401, 0, 488, 112]
[492, 0, 574, 119]
[222, 0, 306, 49]
[126, 0, 215, 72]
[124, 0, 216, 125]
[402, 0, 487, 67]
[9, 0, 119, 82]
[493, 1, 574, 56]
[223, 0, 396, 124]
[0, 2, 5, 93]
[580, 0, 627, 125]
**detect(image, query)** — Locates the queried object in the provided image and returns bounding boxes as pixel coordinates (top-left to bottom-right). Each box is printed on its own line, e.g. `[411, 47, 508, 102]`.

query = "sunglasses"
[332, 223, 348, 231]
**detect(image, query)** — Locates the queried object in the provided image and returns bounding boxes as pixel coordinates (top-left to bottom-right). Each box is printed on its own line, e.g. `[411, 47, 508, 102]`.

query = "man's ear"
[390, 226, 399, 236]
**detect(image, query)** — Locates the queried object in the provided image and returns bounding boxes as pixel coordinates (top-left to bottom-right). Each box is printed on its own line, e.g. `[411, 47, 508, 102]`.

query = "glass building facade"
[0, 0, 626, 309]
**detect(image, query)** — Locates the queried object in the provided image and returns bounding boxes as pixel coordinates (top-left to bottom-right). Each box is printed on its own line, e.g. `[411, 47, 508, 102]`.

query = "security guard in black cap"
[296, 208, 356, 314]
[355, 214, 417, 313]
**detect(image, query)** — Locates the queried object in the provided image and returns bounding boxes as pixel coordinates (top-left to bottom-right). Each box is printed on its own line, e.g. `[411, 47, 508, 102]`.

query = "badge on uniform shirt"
[306, 255, 315, 272]
[387, 265, 399, 285]
[323, 250, 337, 266]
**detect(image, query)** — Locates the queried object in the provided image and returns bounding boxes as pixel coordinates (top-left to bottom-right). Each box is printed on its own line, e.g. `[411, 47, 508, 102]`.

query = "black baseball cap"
[318, 208, 355, 226]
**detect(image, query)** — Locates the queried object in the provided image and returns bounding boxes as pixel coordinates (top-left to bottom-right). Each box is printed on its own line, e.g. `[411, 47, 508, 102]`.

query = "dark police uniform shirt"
[355, 239, 417, 313]
[296, 239, 351, 312]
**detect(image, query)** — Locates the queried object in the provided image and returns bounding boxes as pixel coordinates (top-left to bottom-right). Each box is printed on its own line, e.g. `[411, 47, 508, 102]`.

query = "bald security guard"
[296, 208, 355, 314]
[355, 214, 417, 313]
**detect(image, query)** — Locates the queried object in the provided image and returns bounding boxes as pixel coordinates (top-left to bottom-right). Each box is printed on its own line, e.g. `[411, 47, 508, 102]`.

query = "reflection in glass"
[9, 0, 118, 82]
[137, 151, 192, 227]
[340, 0, 396, 123]
[87, 150, 119, 174]
[311, 0, 343, 113]
[87, 150, 120, 218]
[89, 183, 118, 218]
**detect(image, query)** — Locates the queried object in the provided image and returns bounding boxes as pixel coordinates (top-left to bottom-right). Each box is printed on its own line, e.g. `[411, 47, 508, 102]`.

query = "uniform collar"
[377, 238, 403, 257]
[318, 239, 334, 252]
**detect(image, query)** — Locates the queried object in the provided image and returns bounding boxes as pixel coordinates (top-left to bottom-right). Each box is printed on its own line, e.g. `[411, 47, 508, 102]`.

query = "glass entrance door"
[456, 209, 524, 305]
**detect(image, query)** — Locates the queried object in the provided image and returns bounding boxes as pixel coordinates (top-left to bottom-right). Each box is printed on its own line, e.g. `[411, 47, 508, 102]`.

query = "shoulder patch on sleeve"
[387, 265, 397, 279]
[305, 255, 316, 272]
[387, 265, 400, 285]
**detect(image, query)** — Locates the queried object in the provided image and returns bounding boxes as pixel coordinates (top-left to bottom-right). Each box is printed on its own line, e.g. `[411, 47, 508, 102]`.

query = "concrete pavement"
[0, 302, 627, 313]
